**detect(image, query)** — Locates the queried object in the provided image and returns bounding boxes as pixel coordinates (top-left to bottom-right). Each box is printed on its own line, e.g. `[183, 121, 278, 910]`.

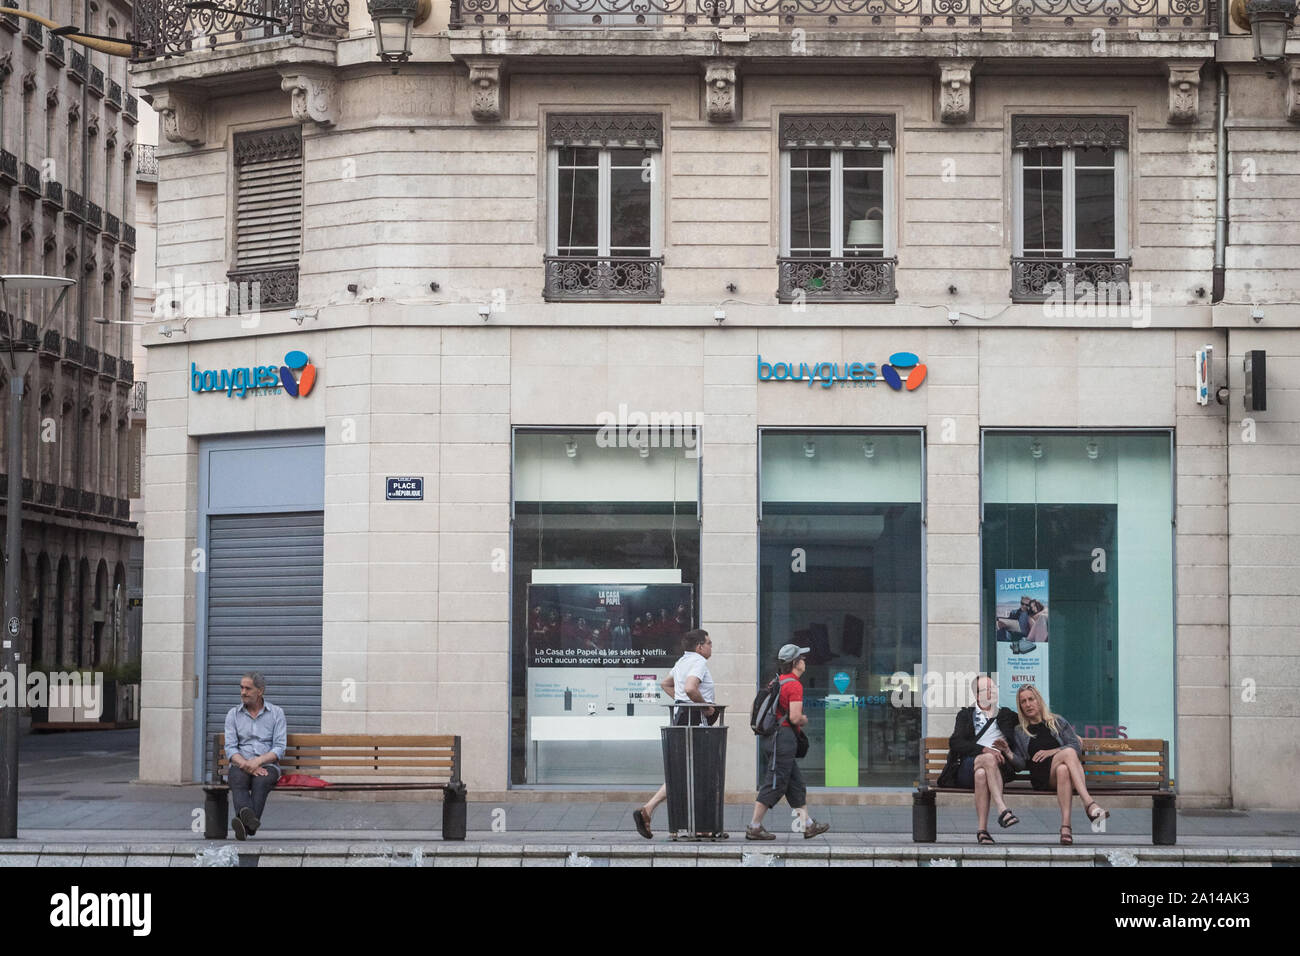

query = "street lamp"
[0, 273, 75, 840]
[1244, 0, 1297, 63]
[366, 0, 431, 66]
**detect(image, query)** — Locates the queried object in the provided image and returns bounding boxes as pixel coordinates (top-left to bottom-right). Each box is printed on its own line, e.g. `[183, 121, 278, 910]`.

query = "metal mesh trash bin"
[661, 702, 728, 840]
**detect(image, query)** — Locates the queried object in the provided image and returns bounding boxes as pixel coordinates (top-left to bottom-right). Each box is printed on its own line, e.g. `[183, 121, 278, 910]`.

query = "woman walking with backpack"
[747, 644, 830, 841]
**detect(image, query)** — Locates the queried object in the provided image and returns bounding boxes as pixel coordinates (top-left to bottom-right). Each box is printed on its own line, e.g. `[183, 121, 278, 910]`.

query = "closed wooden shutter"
[233, 127, 302, 271]
[204, 511, 324, 758]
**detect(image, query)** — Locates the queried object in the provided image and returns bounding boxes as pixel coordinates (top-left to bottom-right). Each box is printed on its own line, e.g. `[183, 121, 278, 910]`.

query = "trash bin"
[661, 702, 728, 839]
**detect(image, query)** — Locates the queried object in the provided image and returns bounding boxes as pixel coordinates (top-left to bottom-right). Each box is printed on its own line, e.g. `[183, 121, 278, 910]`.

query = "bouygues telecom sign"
[191, 350, 317, 398]
[757, 352, 927, 391]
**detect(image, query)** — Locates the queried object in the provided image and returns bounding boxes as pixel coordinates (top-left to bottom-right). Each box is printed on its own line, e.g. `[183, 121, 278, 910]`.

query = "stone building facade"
[130, 3, 1300, 807]
[1, 0, 141, 674]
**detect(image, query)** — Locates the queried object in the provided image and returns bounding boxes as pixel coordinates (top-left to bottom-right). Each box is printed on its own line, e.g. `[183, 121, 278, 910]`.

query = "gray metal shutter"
[205, 512, 323, 751]
[233, 127, 302, 271]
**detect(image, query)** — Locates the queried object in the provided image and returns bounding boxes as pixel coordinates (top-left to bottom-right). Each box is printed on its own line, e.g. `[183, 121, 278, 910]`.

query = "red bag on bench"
[277, 774, 330, 788]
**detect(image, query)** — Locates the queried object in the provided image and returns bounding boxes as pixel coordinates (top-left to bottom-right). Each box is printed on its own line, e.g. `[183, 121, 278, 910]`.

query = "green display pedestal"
[824, 694, 859, 786]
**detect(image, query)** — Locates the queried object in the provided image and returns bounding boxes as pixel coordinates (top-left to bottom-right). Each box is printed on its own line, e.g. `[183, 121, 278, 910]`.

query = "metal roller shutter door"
[205, 511, 324, 749]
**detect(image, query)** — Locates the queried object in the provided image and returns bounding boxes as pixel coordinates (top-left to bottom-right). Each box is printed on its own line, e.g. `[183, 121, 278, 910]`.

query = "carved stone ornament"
[546, 113, 663, 149]
[106, 128, 118, 149]
[1289, 64, 1300, 125]
[1011, 114, 1128, 150]
[1166, 60, 1203, 125]
[938, 59, 975, 125]
[43, 234, 57, 254]
[64, 246, 77, 265]
[20, 220, 34, 243]
[779, 113, 897, 149]
[46, 88, 59, 110]
[68, 101, 80, 123]
[280, 70, 339, 128]
[22, 70, 36, 94]
[465, 57, 506, 123]
[233, 126, 301, 166]
[0, 52, 12, 82]
[152, 88, 207, 147]
[87, 114, 99, 138]
[122, 142, 134, 162]
[703, 58, 739, 124]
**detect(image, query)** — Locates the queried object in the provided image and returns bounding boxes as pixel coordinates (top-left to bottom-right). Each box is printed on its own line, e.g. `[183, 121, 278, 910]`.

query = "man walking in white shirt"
[633, 629, 714, 838]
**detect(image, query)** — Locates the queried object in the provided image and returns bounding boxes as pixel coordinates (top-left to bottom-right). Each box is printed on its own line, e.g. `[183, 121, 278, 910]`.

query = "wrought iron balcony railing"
[47, 34, 65, 66]
[67, 190, 86, 223]
[133, 0, 351, 61]
[81, 490, 97, 513]
[125, 95, 139, 123]
[777, 256, 898, 303]
[84, 347, 100, 372]
[136, 144, 158, 179]
[227, 266, 299, 311]
[1, 9, 18, 33]
[449, 0, 1211, 29]
[70, 49, 87, 82]
[43, 179, 64, 211]
[89, 66, 104, 96]
[86, 202, 103, 233]
[116, 498, 131, 520]
[101, 354, 118, 378]
[1010, 256, 1132, 302]
[64, 339, 83, 364]
[22, 16, 42, 49]
[130, 381, 146, 416]
[122, 223, 137, 249]
[20, 163, 42, 198]
[0, 150, 17, 186]
[40, 482, 56, 507]
[543, 255, 664, 302]
[20, 320, 38, 345]
[105, 213, 121, 240]
[108, 80, 123, 111]
[42, 329, 61, 355]
[61, 485, 79, 509]
[122, 360, 136, 384]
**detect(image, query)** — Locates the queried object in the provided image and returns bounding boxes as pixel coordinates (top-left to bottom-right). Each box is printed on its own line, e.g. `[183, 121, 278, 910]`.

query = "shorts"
[756, 725, 806, 810]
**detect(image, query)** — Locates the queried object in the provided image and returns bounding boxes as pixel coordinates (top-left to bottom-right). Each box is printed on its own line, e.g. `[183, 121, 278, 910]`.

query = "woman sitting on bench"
[1014, 684, 1108, 845]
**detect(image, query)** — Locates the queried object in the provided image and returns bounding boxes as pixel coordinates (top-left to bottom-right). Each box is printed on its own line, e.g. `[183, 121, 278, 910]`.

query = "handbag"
[794, 727, 810, 759]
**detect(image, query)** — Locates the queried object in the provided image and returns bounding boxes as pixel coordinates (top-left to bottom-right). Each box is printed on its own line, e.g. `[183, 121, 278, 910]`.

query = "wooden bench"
[914, 736, 1176, 845]
[204, 733, 467, 840]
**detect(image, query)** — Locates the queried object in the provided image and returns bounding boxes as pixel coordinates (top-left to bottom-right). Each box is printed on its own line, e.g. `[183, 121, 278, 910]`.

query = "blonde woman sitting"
[1013, 684, 1108, 845]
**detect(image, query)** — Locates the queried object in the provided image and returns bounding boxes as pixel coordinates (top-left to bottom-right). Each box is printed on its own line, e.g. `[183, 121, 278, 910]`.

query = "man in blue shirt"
[224, 672, 287, 840]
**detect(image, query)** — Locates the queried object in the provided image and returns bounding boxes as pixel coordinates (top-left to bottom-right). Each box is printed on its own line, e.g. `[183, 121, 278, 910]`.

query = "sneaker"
[231, 816, 247, 841]
[238, 807, 260, 837]
[803, 819, 830, 839]
[745, 824, 776, 841]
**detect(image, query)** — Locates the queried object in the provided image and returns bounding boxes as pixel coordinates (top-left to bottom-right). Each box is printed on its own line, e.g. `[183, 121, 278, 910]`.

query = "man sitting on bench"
[224, 672, 287, 841]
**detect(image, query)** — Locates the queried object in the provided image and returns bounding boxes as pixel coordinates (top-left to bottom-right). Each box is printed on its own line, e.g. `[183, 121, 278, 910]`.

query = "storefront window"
[758, 430, 924, 788]
[981, 432, 1174, 764]
[511, 430, 700, 786]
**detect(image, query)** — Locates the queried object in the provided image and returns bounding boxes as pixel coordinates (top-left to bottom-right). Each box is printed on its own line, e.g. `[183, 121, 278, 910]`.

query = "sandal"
[632, 808, 653, 840]
[1085, 802, 1109, 822]
[997, 808, 1020, 829]
[976, 830, 995, 845]
[1059, 825, 1073, 846]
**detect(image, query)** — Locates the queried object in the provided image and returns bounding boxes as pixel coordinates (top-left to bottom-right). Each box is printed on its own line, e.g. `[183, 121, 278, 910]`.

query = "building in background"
[1, 1, 142, 702]
[127, 2, 1300, 806]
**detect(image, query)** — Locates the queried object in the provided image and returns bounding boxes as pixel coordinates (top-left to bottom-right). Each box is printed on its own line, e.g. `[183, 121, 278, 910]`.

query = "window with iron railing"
[778, 114, 898, 303]
[229, 126, 303, 311]
[545, 113, 663, 302]
[1010, 115, 1130, 303]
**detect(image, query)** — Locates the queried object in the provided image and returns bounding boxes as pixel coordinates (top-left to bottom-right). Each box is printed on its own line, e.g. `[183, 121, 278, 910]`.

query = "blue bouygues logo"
[757, 353, 927, 391]
[191, 351, 317, 399]
[833, 671, 851, 694]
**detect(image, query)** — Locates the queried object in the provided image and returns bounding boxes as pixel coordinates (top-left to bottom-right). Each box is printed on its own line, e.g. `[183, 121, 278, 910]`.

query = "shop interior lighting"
[803, 439, 816, 459]
[714, 309, 726, 324]
[1030, 439, 1043, 460]
[564, 438, 578, 460]
[638, 442, 651, 459]
[863, 440, 875, 460]
[1086, 440, 1100, 460]
[478, 305, 491, 320]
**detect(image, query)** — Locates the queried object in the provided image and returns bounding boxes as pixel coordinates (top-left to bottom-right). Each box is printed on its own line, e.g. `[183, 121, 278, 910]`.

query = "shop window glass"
[981, 432, 1174, 766]
[758, 431, 924, 788]
[511, 430, 700, 786]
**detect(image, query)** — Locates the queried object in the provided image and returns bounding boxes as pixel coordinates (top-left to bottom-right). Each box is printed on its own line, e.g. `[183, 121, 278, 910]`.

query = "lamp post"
[0, 274, 75, 839]
[1244, 0, 1297, 62]
[366, 0, 431, 66]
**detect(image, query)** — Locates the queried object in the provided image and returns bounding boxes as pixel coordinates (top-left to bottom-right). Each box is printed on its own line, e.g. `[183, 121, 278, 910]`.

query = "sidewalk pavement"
[5, 729, 1299, 866]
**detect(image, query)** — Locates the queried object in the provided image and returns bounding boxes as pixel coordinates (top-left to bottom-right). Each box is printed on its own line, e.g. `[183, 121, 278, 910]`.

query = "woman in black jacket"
[939, 675, 1024, 844]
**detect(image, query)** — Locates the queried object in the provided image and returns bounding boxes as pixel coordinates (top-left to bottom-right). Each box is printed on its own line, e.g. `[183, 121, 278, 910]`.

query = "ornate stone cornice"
[233, 126, 301, 166]
[280, 69, 338, 128]
[703, 58, 739, 124]
[546, 112, 663, 149]
[1011, 114, 1128, 150]
[779, 113, 896, 149]
[465, 56, 506, 123]
[150, 88, 207, 147]
[938, 59, 975, 125]
[1166, 60, 1204, 126]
